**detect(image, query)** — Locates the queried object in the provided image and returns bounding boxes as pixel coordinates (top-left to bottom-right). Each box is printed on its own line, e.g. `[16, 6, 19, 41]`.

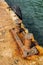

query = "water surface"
[6, 0, 43, 46]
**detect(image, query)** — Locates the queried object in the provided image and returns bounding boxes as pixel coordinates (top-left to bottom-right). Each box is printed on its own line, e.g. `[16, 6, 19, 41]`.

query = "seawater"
[6, 0, 43, 46]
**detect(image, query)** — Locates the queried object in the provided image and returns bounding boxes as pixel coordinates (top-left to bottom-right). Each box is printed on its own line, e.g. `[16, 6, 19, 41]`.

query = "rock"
[0, 0, 43, 65]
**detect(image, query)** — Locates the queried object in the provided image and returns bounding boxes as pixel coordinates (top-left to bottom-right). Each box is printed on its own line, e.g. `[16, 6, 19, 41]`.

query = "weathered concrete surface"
[0, 1, 43, 65]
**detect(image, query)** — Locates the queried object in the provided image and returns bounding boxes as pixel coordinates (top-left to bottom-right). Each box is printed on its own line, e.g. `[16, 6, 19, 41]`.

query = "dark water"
[6, 0, 43, 46]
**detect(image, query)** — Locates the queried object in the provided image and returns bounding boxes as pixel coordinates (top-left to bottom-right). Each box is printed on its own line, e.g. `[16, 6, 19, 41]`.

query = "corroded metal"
[0, 1, 43, 65]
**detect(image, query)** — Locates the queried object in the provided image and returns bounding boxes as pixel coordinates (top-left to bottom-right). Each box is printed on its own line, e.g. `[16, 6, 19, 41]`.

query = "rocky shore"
[0, 0, 43, 65]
